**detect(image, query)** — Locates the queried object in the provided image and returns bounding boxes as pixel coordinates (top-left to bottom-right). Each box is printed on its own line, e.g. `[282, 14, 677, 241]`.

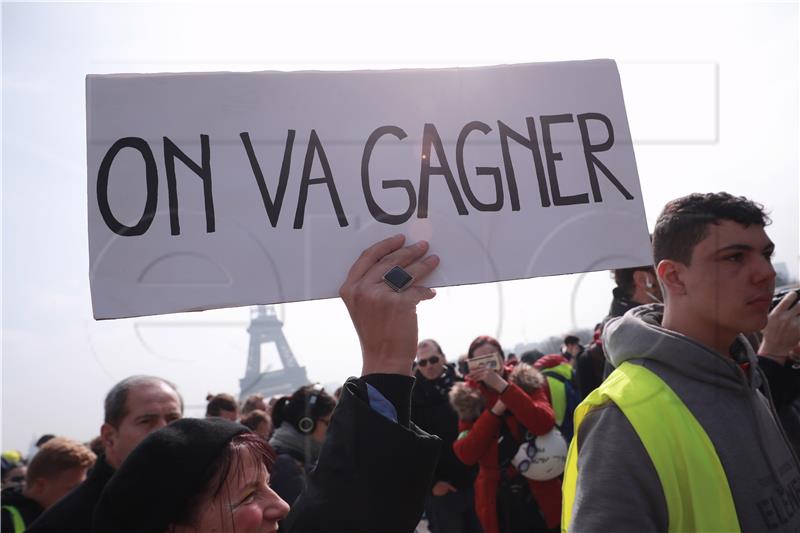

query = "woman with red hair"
[452, 335, 561, 533]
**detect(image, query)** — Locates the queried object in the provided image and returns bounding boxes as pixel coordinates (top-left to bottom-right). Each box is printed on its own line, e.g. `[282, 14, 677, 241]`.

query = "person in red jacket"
[451, 335, 561, 533]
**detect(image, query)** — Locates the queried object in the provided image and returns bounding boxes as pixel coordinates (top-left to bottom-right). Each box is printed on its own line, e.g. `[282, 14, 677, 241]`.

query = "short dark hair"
[105, 376, 183, 428]
[271, 385, 336, 433]
[612, 266, 655, 298]
[519, 349, 544, 365]
[467, 336, 504, 360]
[206, 393, 239, 418]
[653, 193, 770, 266]
[563, 335, 581, 346]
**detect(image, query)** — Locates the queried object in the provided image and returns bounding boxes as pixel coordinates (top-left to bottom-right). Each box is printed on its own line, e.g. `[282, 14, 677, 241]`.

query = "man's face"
[35, 466, 89, 509]
[675, 220, 775, 340]
[563, 343, 581, 357]
[2, 465, 26, 490]
[103, 382, 182, 469]
[416, 341, 445, 381]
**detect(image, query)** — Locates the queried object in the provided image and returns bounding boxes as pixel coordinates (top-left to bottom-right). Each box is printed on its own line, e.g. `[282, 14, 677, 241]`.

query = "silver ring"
[382, 265, 414, 292]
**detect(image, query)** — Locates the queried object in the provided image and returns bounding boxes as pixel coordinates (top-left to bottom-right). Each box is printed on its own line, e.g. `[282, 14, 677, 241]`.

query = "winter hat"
[93, 418, 248, 533]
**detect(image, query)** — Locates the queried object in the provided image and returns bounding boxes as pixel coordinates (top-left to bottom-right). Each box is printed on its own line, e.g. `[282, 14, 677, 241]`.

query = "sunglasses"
[417, 355, 440, 367]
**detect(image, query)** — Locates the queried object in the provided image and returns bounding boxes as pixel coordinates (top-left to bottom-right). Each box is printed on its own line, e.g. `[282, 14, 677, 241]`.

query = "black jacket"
[1, 487, 43, 531]
[26, 455, 114, 533]
[271, 449, 308, 508]
[758, 356, 800, 457]
[410, 364, 476, 490]
[575, 344, 604, 399]
[283, 375, 441, 533]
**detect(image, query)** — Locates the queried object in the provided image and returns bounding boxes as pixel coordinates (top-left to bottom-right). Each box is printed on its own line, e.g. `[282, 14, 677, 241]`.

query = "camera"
[769, 288, 800, 312]
[467, 352, 504, 373]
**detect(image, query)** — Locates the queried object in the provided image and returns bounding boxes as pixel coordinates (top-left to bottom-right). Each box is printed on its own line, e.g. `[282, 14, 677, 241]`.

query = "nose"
[753, 255, 776, 284]
[263, 487, 290, 522]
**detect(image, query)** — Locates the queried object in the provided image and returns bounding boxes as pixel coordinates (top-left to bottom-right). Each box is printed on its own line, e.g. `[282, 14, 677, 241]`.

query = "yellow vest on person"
[543, 363, 573, 427]
[2, 505, 25, 533]
[561, 361, 741, 532]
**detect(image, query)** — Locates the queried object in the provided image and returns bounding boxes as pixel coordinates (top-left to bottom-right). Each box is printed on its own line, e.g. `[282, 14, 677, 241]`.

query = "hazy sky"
[2, 0, 798, 453]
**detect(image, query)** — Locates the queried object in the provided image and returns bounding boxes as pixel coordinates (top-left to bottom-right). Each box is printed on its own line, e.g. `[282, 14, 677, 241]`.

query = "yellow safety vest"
[2, 505, 25, 533]
[562, 362, 740, 532]
[543, 364, 573, 427]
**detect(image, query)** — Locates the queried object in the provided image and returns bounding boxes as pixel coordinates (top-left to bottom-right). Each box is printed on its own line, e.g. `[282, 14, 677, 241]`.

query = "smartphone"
[467, 352, 504, 373]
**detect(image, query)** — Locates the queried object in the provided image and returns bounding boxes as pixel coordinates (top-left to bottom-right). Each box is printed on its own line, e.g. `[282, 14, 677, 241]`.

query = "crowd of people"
[2, 191, 799, 532]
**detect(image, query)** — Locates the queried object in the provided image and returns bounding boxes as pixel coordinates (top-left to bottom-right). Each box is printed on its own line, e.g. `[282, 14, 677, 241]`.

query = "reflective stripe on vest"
[2, 505, 25, 533]
[545, 375, 566, 427]
[562, 361, 740, 533]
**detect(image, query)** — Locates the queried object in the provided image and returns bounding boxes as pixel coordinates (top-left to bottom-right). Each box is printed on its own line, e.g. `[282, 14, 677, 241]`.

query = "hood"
[533, 354, 569, 370]
[602, 304, 761, 393]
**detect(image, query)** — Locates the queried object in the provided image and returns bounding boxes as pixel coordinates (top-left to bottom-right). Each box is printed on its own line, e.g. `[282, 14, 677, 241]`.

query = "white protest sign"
[87, 59, 652, 320]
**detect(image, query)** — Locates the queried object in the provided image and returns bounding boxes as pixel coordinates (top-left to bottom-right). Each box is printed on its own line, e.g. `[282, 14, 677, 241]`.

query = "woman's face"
[471, 343, 502, 373]
[176, 448, 290, 533]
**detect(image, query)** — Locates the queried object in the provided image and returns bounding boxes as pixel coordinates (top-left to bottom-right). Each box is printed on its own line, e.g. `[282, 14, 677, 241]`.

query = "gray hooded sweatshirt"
[569, 304, 800, 532]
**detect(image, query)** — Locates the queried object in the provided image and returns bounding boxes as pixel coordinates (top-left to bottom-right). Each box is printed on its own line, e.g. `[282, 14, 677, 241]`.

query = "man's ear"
[633, 270, 652, 289]
[100, 422, 115, 452]
[656, 260, 686, 297]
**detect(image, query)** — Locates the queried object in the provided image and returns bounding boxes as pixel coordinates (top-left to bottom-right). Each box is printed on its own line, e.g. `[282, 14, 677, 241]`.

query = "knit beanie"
[93, 417, 248, 533]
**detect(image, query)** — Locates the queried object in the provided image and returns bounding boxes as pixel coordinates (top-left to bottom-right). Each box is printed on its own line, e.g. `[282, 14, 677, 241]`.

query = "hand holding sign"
[339, 234, 439, 376]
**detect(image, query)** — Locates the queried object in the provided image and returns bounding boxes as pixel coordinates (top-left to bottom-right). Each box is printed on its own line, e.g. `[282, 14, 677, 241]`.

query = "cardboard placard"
[87, 59, 651, 319]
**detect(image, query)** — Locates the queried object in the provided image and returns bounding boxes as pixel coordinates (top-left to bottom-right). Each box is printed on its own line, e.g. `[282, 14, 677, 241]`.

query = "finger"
[405, 286, 437, 304]
[772, 290, 799, 315]
[345, 234, 405, 285]
[368, 240, 429, 282]
[400, 254, 440, 287]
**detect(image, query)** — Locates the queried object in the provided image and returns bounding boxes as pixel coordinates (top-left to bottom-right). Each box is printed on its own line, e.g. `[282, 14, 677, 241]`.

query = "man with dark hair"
[563, 193, 800, 531]
[1, 438, 95, 532]
[205, 392, 239, 420]
[411, 339, 481, 533]
[28, 376, 182, 533]
[576, 264, 663, 398]
[561, 335, 583, 363]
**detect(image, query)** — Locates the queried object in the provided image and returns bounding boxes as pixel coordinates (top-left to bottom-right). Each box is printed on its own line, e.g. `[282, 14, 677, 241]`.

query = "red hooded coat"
[452, 369, 562, 533]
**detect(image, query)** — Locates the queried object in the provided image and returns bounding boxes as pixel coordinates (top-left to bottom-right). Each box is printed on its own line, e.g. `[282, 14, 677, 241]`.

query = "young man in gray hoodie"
[563, 192, 800, 532]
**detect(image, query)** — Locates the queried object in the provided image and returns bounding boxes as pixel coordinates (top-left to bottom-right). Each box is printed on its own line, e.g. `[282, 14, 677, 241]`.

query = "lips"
[747, 294, 772, 310]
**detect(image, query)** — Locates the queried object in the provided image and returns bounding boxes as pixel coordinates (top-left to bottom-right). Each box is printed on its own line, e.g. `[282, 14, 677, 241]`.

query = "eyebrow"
[716, 242, 775, 254]
[237, 480, 259, 493]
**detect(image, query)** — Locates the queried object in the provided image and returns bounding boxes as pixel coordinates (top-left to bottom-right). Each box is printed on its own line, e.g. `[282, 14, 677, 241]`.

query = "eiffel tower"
[239, 305, 309, 399]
